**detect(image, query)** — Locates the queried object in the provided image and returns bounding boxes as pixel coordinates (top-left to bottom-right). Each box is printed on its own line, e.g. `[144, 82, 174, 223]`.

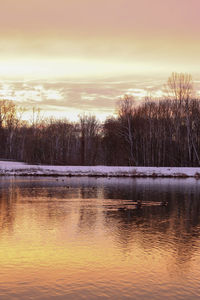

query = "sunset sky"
[1, 0, 200, 120]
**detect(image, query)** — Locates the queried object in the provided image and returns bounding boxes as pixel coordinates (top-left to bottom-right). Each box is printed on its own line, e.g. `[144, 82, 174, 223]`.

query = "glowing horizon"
[0, 0, 200, 118]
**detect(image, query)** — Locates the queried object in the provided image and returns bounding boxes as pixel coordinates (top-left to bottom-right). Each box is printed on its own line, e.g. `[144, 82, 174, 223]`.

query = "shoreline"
[0, 162, 200, 178]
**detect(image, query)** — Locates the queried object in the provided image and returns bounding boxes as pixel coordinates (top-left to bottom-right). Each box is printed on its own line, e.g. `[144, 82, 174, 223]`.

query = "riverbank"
[0, 161, 200, 178]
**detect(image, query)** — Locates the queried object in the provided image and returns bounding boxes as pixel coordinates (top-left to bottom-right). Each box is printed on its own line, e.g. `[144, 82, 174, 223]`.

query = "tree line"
[0, 72, 200, 167]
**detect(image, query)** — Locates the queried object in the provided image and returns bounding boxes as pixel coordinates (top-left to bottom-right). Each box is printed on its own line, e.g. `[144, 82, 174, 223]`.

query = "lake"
[0, 176, 200, 299]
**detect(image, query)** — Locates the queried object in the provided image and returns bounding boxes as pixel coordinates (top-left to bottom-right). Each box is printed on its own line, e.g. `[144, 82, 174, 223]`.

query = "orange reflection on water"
[0, 179, 199, 299]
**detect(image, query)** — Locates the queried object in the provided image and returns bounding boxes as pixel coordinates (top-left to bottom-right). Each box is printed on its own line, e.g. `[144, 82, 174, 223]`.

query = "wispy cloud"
[0, 77, 168, 120]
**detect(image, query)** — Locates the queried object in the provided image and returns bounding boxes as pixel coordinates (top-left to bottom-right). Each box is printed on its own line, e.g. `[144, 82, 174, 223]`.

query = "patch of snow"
[0, 161, 200, 178]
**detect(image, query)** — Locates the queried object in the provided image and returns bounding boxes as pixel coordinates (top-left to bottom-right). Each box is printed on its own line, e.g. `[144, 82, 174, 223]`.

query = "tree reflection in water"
[0, 176, 199, 298]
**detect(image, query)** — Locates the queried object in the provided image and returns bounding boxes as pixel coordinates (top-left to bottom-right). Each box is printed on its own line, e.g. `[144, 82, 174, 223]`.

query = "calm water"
[0, 176, 200, 299]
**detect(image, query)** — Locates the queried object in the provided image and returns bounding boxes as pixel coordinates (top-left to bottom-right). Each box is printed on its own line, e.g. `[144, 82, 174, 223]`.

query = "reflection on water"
[0, 177, 200, 299]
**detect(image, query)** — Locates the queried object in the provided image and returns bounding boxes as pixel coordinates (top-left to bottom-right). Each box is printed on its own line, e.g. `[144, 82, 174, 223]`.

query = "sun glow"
[0, 56, 173, 80]
[0, 0, 199, 120]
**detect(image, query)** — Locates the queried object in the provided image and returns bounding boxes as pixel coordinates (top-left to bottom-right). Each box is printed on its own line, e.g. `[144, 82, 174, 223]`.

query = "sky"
[0, 0, 200, 120]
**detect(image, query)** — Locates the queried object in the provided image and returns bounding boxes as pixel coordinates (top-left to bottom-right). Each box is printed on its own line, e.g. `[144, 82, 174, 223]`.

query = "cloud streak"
[0, 77, 176, 120]
[0, 0, 199, 120]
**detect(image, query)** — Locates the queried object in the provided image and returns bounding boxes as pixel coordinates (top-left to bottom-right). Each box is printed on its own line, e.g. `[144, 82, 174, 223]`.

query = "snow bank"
[0, 161, 200, 178]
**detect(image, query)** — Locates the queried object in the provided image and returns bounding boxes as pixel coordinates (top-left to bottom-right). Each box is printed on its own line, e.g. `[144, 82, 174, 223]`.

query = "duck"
[136, 199, 142, 209]
[161, 200, 168, 207]
[118, 207, 126, 211]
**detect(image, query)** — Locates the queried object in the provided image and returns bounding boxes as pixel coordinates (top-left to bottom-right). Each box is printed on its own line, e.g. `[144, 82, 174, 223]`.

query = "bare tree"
[79, 115, 100, 165]
[117, 95, 137, 165]
[165, 72, 193, 104]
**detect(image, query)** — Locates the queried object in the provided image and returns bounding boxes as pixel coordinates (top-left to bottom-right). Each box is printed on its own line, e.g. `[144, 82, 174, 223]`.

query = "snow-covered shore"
[0, 161, 200, 178]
